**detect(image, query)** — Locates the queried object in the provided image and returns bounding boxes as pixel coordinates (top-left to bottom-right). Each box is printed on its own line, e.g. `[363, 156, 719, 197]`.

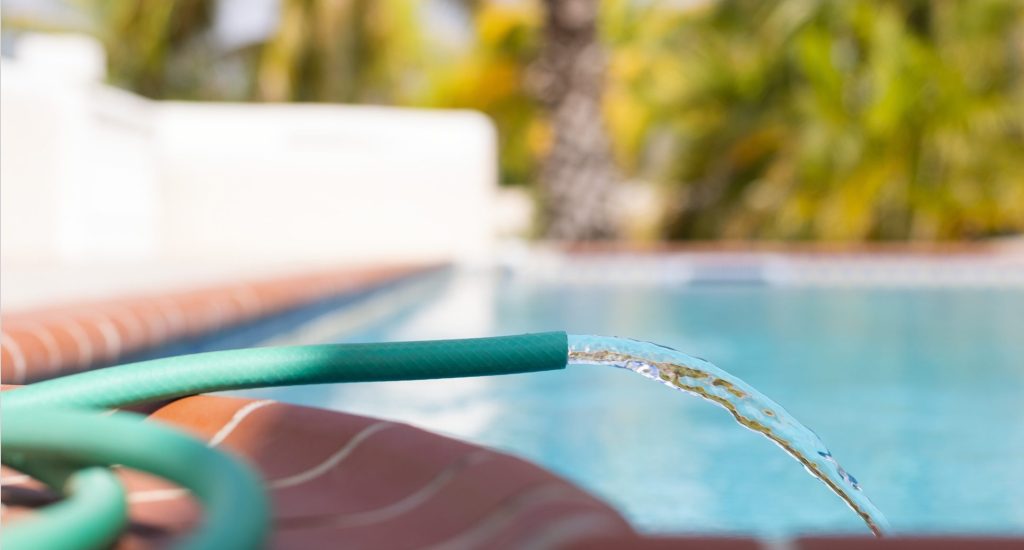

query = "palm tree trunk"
[533, 0, 620, 240]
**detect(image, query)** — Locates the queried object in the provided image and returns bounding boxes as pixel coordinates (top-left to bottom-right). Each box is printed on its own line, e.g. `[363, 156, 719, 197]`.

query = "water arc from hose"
[567, 334, 889, 536]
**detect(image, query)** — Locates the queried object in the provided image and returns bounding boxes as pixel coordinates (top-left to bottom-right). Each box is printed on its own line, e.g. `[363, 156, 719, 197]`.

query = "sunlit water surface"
[237, 272, 1024, 536]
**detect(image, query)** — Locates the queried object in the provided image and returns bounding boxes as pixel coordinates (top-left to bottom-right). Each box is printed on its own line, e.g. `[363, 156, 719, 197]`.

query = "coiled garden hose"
[1, 333, 569, 550]
[3, 411, 267, 550]
[0, 465, 125, 550]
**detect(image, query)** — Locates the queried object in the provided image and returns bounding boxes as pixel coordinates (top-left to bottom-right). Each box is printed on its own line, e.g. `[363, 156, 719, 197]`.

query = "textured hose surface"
[4, 332, 569, 411]
[2, 409, 269, 550]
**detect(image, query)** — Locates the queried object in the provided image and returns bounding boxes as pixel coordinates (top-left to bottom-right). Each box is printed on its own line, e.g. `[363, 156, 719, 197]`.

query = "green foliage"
[55, 0, 427, 103]
[72, 0, 215, 99]
[415, 1, 543, 185]
[611, 0, 1024, 240]
[255, 0, 426, 103]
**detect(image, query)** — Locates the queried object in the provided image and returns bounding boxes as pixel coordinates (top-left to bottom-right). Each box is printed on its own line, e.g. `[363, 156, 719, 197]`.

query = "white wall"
[1, 35, 159, 265]
[1, 34, 498, 278]
[155, 102, 496, 265]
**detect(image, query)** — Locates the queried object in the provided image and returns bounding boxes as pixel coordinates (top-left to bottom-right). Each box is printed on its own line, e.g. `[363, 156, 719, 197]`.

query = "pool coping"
[513, 243, 1024, 286]
[0, 263, 444, 384]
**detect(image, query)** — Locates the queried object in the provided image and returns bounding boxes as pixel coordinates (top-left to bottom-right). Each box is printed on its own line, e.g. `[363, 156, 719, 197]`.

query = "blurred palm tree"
[530, 0, 621, 239]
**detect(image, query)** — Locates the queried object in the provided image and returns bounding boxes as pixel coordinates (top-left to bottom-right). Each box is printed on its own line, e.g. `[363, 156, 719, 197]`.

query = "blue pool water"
[236, 271, 1024, 537]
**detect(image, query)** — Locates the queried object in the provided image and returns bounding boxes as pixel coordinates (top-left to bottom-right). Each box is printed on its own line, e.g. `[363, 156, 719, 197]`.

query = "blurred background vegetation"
[4, 0, 1023, 241]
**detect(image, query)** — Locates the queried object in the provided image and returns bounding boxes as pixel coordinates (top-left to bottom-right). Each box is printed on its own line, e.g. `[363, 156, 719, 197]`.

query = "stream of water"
[567, 333, 890, 536]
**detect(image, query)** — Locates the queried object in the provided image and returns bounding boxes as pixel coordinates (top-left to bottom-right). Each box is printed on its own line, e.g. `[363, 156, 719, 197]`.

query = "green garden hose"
[3, 410, 267, 550]
[1, 332, 569, 549]
[0, 465, 126, 550]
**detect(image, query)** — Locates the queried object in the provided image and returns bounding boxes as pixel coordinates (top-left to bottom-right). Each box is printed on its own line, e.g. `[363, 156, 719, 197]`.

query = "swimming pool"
[235, 268, 1024, 537]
